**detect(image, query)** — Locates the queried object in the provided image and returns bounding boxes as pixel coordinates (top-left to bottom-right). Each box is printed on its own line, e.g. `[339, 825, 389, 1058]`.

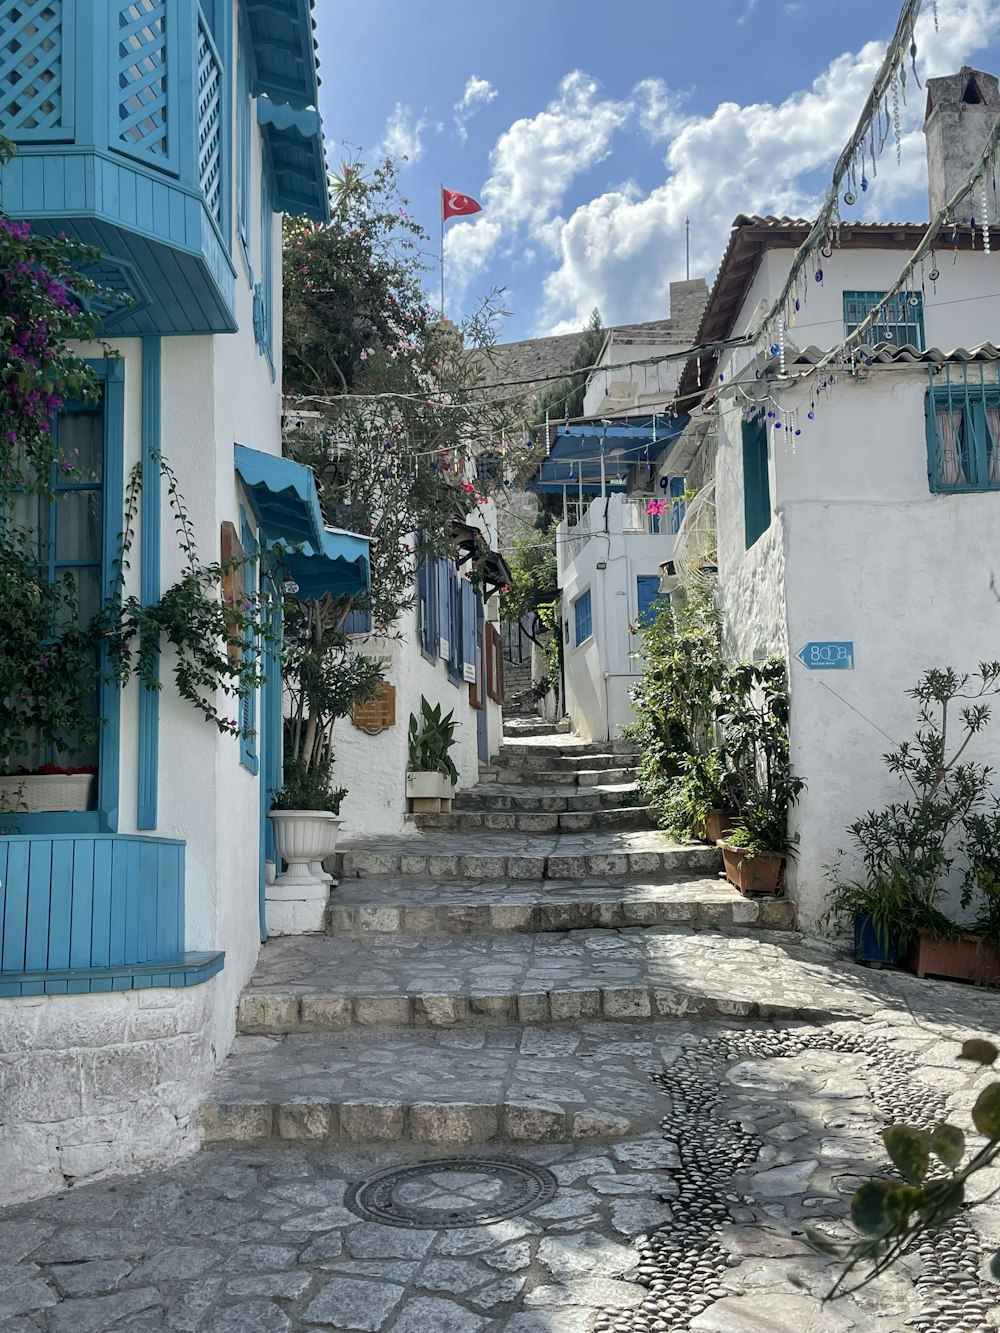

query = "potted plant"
[718, 781, 802, 895]
[0, 537, 103, 812]
[716, 660, 803, 894]
[824, 665, 1000, 977]
[406, 695, 460, 813]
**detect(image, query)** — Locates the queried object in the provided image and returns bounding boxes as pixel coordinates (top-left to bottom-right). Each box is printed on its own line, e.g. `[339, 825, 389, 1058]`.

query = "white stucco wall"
[558, 496, 675, 740]
[331, 592, 503, 838]
[0, 981, 217, 1205]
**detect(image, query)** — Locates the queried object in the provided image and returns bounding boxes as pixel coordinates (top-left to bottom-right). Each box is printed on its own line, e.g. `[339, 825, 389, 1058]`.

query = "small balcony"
[0, 0, 237, 334]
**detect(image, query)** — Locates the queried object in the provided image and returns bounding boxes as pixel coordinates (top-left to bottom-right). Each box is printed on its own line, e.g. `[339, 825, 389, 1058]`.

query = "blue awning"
[234, 445, 370, 598]
[529, 413, 689, 494]
[257, 97, 329, 223]
[246, 0, 321, 111]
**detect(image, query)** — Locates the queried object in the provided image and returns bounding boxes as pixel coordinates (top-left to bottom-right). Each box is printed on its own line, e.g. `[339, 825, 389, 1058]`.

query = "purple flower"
[59, 458, 72, 472]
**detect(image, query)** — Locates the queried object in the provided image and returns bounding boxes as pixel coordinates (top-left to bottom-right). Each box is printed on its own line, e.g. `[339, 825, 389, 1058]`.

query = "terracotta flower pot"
[721, 845, 783, 896]
[906, 931, 1000, 985]
[705, 808, 736, 843]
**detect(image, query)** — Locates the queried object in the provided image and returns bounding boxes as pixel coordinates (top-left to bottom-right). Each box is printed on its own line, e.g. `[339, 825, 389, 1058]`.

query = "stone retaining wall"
[0, 981, 218, 1205]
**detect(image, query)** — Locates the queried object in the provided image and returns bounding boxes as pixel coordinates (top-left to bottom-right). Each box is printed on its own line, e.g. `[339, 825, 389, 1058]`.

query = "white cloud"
[444, 71, 631, 298]
[736, 0, 760, 25]
[454, 75, 498, 141]
[444, 0, 1000, 332]
[375, 103, 430, 164]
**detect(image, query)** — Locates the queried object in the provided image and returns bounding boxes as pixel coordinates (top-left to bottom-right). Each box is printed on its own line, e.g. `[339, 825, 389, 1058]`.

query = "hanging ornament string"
[758, 0, 924, 341]
[805, 110, 1000, 375]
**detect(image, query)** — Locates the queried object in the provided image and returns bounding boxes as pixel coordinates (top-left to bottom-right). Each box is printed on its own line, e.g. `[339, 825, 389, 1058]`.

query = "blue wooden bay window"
[742, 413, 771, 550]
[574, 588, 593, 646]
[926, 366, 1000, 492]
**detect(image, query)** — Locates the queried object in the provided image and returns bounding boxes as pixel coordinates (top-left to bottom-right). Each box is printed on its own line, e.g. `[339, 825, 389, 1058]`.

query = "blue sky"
[315, 0, 1000, 340]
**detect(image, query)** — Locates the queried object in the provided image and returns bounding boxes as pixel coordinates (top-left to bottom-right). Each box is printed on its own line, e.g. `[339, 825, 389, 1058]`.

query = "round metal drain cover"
[346, 1156, 557, 1229]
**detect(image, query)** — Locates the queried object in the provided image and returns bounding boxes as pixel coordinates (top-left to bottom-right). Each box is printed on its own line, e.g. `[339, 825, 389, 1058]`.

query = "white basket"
[0, 773, 97, 812]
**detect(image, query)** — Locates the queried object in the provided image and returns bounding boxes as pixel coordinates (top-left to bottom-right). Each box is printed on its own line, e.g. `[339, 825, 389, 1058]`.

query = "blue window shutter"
[461, 578, 476, 681]
[669, 476, 686, 533]
[418, 553, 436, 659]
[742, 415, 770, 549]
[436, 559, 451, 660]
[574, 589, 592, 645]
[636, 576, 667, 625]
[345, 608, 372, 634]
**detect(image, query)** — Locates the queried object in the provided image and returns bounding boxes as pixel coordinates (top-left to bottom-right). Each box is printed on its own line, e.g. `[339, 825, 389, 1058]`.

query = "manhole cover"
[346, 1156, 558, 1229]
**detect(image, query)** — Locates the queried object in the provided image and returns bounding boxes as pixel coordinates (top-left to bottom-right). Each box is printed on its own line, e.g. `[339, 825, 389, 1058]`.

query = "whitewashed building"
[0, 0, 361, 1203]
[674, 67, 1000, 932]
[535, 282, 708, 740]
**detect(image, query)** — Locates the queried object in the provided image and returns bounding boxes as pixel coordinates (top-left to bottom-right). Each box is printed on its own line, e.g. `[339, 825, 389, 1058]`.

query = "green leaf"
[882, 1125, 931, 1184]
[972, 1083, 1000, 1137]
[918, 1177, 964, 1225]
[930, 1122, 966, 1169]
[851, 1180, 895, 1236]
[959, 1039, 999, 1066]
[883, 1184, 923, 1225]
[989, 1248, 1000, 1282]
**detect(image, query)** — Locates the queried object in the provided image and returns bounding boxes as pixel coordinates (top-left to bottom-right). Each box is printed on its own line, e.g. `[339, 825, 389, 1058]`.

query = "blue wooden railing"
[0, 833, 223, 996]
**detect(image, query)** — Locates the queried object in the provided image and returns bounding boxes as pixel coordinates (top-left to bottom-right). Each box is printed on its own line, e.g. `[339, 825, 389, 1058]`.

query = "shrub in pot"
[719, 787, 801, 896]
[406, 695, 459, 812]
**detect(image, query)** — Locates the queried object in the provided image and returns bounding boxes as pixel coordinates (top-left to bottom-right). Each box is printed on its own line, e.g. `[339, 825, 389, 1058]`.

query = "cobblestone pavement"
[5, 1006, 1000, 1332]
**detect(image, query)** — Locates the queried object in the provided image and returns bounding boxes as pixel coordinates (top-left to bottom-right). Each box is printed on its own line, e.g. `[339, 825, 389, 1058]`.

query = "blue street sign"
[795, 641, 855, 670]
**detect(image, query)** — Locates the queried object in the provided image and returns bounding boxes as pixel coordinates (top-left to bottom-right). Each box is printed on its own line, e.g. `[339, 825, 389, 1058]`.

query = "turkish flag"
[442, 188, 482, 220]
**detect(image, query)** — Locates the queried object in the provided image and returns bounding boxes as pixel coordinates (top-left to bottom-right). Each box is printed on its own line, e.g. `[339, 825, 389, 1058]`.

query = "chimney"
[923, 66, 1000, 224]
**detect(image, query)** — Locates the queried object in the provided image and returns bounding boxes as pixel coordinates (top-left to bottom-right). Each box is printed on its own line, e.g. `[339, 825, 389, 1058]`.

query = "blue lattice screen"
[0, 0, 66, 135]
[197, 15, 222, 226]
[116, 0, 168, 161]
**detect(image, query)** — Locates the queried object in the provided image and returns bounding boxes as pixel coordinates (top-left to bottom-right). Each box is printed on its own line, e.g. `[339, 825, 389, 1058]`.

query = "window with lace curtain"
[926, 370, 1000, 492]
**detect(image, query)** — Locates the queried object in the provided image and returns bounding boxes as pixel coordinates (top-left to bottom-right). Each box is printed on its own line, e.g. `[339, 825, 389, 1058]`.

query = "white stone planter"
[0, 772, 96, 812]
[266, 810, 342, 935]
[405, 770, 455, 813]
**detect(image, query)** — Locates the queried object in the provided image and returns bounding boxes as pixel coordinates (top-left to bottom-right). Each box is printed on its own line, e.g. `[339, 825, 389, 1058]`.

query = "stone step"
[454, 783, 640, 812]
[235, 924, 853, 1044]
[334, 833, 716, 881]
[492, 751, 638, 773]
[201, 1022, 688, 1149]
[408, 806, 655, 834]
[496, 740, 640, 760]
[324, 877, 795, 937]
[494, 765, 638, 786]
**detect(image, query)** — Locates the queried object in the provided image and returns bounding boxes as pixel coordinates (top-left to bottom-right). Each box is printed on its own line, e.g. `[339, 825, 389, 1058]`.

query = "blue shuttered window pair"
[926, 368, 1000, 493]
[574, 588, 592, 646]
[236, 22, 252, 272]
[742, 414, 771, 549]
[417, 550, 474, 684]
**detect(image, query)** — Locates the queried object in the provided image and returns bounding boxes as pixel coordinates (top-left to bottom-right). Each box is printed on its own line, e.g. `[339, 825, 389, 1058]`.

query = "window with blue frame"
[417, 549, 438, 661]
[255, 165, 275, 373]
[843, 290, 925, 350]
[11, 403, 106, 771]
[742, 413, 770, 549]
[574, 588, 593, 645]
[926, 372, 1000, 492]
[239, 510, 259, 773]
[636, 575, 668, 627]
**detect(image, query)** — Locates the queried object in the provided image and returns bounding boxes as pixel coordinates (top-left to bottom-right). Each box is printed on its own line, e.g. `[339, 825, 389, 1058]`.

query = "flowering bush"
[0, 137, 112, 495]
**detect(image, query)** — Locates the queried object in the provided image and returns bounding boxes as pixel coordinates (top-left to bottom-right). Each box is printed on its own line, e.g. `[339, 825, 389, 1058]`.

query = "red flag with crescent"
[442, 188, 482, 220]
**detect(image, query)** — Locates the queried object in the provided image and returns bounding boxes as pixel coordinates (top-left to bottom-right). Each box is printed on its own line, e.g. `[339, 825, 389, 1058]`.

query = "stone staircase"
[202, 720, 807, 1152]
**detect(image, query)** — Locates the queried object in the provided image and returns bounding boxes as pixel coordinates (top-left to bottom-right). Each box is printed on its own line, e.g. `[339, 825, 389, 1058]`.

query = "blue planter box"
[853, 914, 900, 966]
